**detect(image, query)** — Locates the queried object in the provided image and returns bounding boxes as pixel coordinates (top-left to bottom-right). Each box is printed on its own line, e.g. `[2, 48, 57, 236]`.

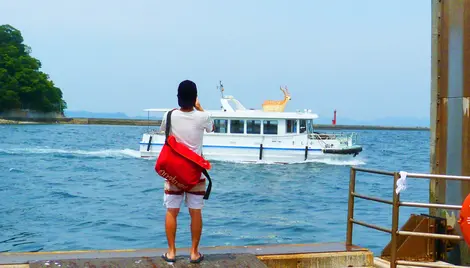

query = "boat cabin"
[207, 110, 317, 136]
[144, 95, 319, 137]
[202, 95, 318, 136]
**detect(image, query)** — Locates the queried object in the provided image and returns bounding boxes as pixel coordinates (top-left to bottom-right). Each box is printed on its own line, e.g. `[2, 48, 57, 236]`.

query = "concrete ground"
[0, 242, 374, 268]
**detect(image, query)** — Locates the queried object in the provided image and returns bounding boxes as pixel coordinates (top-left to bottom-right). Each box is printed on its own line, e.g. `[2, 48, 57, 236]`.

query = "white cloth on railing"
[396, 171, 408, 194]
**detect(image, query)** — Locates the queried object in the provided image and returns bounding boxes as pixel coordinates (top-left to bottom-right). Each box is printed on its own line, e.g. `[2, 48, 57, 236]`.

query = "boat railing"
[346, 167, 470, 268]
[309, 133, 329, 147]
[350, 132, 359, 145]
[310, 132, 355, 147]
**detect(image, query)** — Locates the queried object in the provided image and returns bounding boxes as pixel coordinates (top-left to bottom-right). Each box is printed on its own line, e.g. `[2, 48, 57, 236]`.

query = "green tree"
[0, 24, 67, 113]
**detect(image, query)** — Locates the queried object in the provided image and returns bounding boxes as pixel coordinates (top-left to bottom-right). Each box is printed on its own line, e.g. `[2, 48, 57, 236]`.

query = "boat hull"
[139, 133, 362, 163]
[323, 145, 363, 156]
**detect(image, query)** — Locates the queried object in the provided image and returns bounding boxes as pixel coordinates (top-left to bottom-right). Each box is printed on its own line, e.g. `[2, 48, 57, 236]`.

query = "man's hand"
[195, 98, 204, 111]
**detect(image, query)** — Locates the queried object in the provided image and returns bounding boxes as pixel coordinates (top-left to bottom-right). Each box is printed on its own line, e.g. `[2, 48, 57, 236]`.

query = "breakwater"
[0, 117, 157, 126]
[0, 117, 430, 131]
[314, 124, 429, 131]
[0, 119, 38, 125]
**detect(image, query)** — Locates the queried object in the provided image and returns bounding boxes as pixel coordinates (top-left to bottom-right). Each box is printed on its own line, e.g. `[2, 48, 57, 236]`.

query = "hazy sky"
[1, 0, 431, 120]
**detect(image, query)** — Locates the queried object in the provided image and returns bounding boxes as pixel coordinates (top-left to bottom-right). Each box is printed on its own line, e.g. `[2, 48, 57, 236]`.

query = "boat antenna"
[218, 80, 225, 110]
[218, 80, 224, 98]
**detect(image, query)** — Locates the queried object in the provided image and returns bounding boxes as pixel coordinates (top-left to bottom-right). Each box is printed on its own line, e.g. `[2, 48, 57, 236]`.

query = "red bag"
[459, 193, 470, 246]
[155, 109, 213, 199]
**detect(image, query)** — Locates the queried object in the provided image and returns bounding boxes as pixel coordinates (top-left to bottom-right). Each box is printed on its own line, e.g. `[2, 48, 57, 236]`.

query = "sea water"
[0, 124, 430, 255]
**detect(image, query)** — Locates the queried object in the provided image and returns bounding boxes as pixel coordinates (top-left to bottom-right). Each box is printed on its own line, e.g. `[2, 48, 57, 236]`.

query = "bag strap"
[202, 169, 212, 200]
[165, 109, 176, 143]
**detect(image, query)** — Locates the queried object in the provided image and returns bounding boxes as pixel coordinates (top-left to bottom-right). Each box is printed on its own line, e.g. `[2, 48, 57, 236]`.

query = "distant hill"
[65, 110, 430, 127]
[64, 110, 160, 120]
[64, 110, 161, 120]
[65, 110, 146, 119]
[65, 110, 126, 119]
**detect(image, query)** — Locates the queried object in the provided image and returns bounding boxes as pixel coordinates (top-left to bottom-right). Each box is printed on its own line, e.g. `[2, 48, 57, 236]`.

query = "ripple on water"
[50, 191, 85, 199]
[8, 168, 23, 173]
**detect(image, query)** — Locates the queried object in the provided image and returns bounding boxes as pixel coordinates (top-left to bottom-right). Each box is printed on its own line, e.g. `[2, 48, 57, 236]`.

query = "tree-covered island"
[0, 24, 66, 114]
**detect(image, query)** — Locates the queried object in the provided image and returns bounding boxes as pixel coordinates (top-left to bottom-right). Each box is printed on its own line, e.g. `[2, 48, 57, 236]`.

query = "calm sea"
[0, 124, 430, 255]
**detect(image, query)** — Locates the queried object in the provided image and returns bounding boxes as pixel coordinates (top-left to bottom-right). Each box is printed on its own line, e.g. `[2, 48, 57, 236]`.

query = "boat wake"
[305, 157, 366, 166]
[139, 153, 366, 166]
[0, 148, 142, 159]
[0, 147, 365, 166]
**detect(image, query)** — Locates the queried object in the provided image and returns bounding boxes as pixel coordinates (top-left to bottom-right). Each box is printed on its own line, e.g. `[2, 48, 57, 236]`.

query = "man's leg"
[165, 208, 180, 259]
[189, 208, 203, 260]
[186, 191, 205, 261]
[163, 191, 183, 260]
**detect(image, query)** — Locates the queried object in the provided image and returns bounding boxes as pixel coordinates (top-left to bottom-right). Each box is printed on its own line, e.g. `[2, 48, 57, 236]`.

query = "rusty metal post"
[430, 0, 470, 265]
[390, 172, 401, 268]
[430, 0, 445, 216]
[346, 167, 356, 246]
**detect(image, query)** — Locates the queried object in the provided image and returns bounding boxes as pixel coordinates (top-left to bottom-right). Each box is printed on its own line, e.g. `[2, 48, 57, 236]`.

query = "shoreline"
[0, 117, 430, 131]
[0, 119, 38, 125]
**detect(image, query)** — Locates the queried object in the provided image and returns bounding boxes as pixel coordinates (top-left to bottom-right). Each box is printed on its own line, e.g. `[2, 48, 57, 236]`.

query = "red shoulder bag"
[155, 109, 212, 199]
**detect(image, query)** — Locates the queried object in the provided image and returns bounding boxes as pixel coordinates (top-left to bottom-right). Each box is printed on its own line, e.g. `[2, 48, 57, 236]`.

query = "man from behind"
[160, 80, 213, 264]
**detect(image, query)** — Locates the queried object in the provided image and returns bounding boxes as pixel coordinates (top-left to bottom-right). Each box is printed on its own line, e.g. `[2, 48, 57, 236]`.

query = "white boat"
[139, 83, 362, 163]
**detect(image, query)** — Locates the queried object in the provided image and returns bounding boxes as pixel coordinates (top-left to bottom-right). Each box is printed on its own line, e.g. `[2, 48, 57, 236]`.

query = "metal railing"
[309, 133, 329, 147]
[346, 167, 470, 268]
[309, 132, 356, 148]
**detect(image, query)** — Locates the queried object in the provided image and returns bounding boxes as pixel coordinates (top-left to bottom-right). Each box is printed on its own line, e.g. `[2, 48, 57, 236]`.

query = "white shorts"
[163, 178, 206, 209]
[163, 192, 204, 209]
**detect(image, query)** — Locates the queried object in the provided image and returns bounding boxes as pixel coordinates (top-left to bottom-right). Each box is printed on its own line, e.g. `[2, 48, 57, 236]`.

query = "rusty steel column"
[346, 168, 356, 246]
[430, 0, 470, 265]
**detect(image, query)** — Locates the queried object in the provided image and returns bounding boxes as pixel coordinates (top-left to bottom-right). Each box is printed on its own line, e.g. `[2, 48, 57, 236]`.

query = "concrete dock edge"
[0, 243, 374, 268]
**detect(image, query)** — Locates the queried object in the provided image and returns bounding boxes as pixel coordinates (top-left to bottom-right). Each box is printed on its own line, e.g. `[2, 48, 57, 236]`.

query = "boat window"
[263, 120, 278, 135]
[307, 119, 314, 134]
[246, 120, 261, 134]
[213, 119, 228, 133]
[230, 119, 244, 134]
[299, 120, 307, 133]
[286, 119, 297, 133]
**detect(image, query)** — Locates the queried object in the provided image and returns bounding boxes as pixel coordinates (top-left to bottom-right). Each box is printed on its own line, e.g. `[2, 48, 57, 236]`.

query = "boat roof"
[144, 94, 319, 120]
[144, 108, 318, 120]
[209, 109, 318, 120]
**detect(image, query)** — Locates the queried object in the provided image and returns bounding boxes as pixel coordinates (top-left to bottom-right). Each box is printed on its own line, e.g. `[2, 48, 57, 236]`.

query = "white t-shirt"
[160, 109, 213, 156]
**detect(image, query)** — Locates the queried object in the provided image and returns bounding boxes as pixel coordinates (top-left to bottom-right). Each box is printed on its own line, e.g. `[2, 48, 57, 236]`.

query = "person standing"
[159, 80, 213, 264]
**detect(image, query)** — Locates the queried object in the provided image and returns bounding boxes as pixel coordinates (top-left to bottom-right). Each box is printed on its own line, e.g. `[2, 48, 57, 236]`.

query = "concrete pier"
[0, 242, 374, 268]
